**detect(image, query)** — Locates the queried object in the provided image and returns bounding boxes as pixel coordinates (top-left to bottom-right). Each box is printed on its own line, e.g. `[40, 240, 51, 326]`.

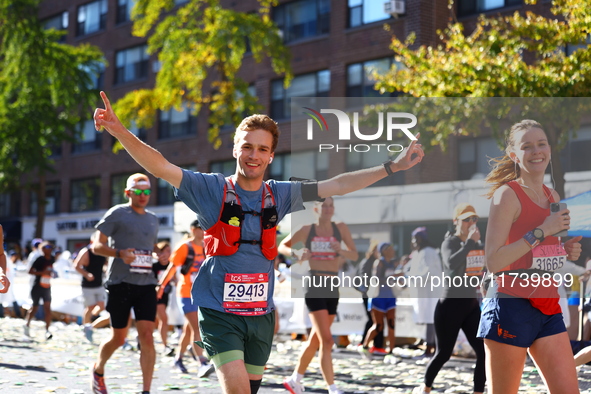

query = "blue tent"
[563, 190, 591, 237]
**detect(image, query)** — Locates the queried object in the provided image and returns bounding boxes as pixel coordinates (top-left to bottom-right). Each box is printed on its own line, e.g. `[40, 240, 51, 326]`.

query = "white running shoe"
[384, 354, 398, 364]
[357, 345, 372, 360]
[23, 325, 30, 337]
[84, 326, 93, 343]
[197, 363, 215, 378]
[283, 377, 305, 394]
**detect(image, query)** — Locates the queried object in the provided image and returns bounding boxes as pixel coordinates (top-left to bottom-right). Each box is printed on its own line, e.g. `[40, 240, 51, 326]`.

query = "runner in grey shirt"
[90, 173, 159, 394]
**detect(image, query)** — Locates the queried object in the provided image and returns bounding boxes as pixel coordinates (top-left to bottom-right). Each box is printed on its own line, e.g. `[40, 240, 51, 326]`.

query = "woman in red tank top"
[478, 120, 582, 394]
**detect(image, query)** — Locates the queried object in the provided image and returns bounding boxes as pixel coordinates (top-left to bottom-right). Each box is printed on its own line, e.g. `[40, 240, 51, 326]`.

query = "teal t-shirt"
[175, 170, 304, 314]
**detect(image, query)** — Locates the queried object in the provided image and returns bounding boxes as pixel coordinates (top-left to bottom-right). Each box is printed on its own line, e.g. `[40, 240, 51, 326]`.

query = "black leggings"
[424, 297, 486, 392]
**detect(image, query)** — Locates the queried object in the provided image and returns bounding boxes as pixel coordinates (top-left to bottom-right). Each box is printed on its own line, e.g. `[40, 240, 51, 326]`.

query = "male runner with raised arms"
[93, 91, 424, 394]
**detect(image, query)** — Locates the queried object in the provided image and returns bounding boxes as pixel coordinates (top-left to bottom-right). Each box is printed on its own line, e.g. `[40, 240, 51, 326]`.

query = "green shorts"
[197, 307, 275, 375]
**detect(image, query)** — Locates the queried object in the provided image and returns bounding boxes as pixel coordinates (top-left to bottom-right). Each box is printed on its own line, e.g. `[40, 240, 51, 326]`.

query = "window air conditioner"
[384, 0, 405, 16]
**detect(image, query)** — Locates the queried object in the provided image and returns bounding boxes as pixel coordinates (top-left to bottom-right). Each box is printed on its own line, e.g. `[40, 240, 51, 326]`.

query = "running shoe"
[162, 345, 175, 357]
[383, 354, 398, 364]
[173, 358, 188, 374]
[357, 346, 372, 360]
[91, 366, 108, 394]
[45, 330, 53, 340]
[121, 339, 134, 351]
[411, 387, 429, 394]
[328, 389, 343, 394]
[23, 325, 30, 337]
[283, 377, 304, 394]
[369, 346, 388, 355]
[197, 363, 215, 378]
[84, 326, 94, 343]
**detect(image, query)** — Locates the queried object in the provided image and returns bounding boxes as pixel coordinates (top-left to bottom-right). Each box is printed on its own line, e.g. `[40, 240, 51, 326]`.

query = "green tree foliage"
[374, 0, 591, 197]
[113, 0, 292, 149]
[0, 0, 105, 237]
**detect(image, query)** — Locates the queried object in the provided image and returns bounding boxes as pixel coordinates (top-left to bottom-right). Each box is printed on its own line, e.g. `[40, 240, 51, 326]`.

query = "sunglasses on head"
[130, 188, 151, 196]
[462, 216, 478, 223]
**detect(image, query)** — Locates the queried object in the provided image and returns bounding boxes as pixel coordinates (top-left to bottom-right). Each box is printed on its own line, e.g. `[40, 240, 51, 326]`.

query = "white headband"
[126, 179, 151, 190]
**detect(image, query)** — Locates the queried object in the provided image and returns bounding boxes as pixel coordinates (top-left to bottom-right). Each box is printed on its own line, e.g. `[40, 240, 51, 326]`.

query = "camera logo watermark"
[303, 108, 417, 153]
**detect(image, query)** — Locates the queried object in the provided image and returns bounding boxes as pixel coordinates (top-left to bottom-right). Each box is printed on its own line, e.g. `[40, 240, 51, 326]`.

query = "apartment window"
[72, 120, 102, 154]
[210, 160, 235, 177]
[347, 148, 404, 186]
[116, 0, 136, 24]
[347, 58, 398, 97]
[271, 70, 330, 120]
[560, 127, 591, 172]
[115, 45, 149, 85]
[269, 153, 291, 181]
[221, 85, 258, 131]
[157, 165, 196, 205]
[80, 60, 105, 90]
[49, 144, 62, 158]
[30, 183, 61, 216]
[77, 0, 107, 36]
[458, 0, 522, 17]
[291, 151, 329, 180]
[458, 137, 504, 180]
[43, 11, 69, 42]
[0, 194, 10, 218]
[112, 123, 146, 146]
[71, 178, 101, 212]
[158, 103, 196, 139]
[566, 36, 591, 56]
[110, 172, 135, 206]
[273, 0, 330, 43]
[349, 0, 391, 28]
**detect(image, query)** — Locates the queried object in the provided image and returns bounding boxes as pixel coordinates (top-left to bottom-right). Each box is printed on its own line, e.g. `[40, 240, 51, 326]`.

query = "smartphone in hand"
[550, 202, 568, 237]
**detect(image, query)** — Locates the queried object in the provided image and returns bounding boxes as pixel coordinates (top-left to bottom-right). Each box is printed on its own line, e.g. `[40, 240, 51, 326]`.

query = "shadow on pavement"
[0, 341, 34, 350]
[0, 362, 54, 373]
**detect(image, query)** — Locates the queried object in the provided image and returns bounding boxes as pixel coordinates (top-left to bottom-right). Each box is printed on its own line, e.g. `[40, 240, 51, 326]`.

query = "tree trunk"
[34, 174, 46, 239]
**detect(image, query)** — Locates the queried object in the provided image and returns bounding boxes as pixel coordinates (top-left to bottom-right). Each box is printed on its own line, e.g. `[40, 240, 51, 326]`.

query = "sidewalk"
[1, 317, 591, 393]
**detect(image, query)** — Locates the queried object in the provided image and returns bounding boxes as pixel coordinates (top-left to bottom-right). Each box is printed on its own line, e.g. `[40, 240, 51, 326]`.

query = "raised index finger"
[100, 91, 112, 111]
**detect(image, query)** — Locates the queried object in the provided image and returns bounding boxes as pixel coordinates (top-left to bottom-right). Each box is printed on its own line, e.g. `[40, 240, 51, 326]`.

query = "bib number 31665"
[530, 244, 567, 272]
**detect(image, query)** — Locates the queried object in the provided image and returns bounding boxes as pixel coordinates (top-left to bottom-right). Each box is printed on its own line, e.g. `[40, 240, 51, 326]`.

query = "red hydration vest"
[204, 177, 279, 260]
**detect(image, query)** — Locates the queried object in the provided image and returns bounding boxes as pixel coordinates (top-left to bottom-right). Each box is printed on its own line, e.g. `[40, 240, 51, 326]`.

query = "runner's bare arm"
[0, 225, 9, 293]
[74, 248, 93, 280]
[317, 136, 423, 198]
[334, 222, 358, 261]
[93, 91, 183, 188]
[91, 230, 136, 265]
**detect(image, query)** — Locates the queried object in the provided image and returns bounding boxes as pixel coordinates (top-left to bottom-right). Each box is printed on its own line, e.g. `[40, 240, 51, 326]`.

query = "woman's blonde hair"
[484, 119, 544, 198]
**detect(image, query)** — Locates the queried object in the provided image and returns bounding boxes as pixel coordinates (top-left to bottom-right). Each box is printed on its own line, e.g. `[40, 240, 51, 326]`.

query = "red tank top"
[496, 181, 561, 315]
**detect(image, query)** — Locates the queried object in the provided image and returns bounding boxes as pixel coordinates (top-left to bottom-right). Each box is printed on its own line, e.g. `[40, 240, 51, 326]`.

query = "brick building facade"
[7, 0, 590, 257]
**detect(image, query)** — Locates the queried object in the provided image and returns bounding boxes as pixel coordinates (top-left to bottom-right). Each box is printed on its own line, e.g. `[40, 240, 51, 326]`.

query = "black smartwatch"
[532, 228, 545, 242]
[383, 159, 395, 176]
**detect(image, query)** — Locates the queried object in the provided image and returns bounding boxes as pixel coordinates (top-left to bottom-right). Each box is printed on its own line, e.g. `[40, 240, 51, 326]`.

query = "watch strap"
[523, 231, 540, 249]
[383, 160, 394, 176]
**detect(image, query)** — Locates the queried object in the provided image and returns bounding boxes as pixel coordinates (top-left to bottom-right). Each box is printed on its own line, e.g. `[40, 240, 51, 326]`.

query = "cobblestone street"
[1, 317, 591, 393]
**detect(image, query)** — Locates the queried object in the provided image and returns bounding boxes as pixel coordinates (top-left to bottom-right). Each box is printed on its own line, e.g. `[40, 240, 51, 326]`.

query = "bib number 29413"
[223, 273, 269, 316]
